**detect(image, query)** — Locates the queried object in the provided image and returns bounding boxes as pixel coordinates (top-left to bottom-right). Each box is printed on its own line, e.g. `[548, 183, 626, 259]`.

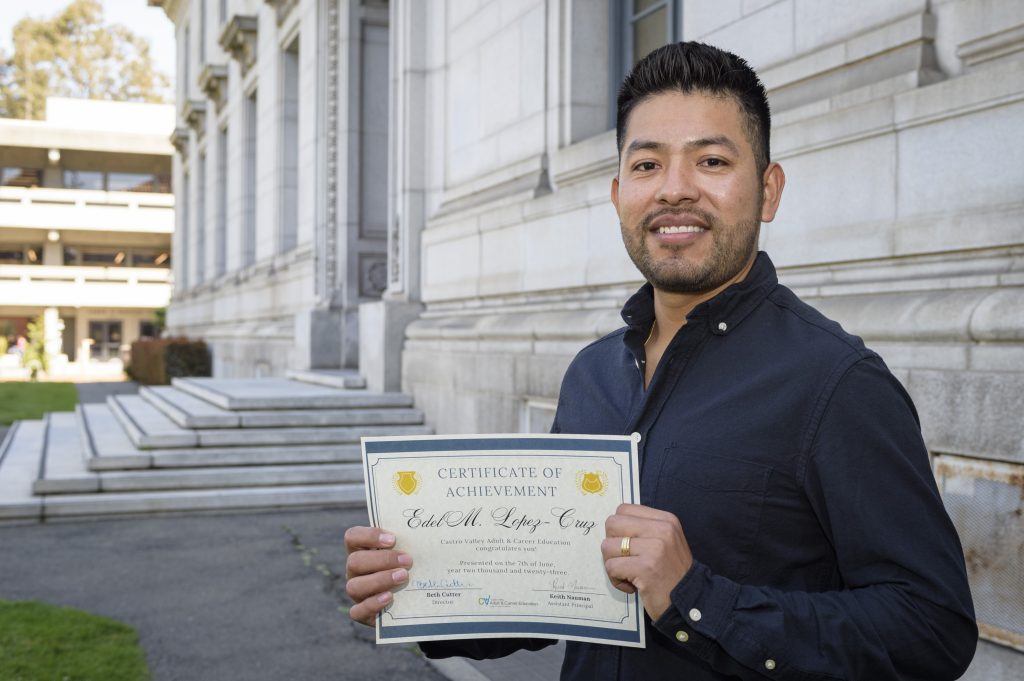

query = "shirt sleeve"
[651, 357, 978, 680]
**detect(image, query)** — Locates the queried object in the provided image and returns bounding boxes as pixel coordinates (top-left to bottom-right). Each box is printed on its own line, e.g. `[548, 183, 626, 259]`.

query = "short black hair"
[616, 42, 771, 174]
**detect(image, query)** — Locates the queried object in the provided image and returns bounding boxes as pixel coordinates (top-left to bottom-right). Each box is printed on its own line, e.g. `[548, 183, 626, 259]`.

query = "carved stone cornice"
[198, 63, 229, 111]
[218, 15, 259, 76]
[183, 99, 208, 138]
[264, 0, 300, 25]
[147, 0, 182, 22]
[170, 126, 190, 157]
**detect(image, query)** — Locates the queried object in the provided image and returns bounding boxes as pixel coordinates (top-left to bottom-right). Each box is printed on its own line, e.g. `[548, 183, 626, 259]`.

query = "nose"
[655, 162, 699, 205]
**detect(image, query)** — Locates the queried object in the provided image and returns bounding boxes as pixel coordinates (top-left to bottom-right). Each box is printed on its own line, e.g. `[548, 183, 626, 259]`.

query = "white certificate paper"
[361, 434, 644, 648]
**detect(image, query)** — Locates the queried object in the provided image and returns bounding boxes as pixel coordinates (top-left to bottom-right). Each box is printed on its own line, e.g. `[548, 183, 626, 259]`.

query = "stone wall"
[393, 0, 1024, 673]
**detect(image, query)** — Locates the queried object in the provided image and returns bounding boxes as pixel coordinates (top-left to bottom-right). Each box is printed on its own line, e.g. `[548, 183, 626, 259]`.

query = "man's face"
[612, 91, 781, 295]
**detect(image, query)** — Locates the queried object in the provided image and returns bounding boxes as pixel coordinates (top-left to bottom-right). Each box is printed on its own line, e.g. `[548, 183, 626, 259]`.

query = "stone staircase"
[0, 372, 431, 520]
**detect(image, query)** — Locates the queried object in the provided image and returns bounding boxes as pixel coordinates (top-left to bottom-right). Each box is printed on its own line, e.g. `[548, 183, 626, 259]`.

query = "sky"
[0, 0, 176, 81]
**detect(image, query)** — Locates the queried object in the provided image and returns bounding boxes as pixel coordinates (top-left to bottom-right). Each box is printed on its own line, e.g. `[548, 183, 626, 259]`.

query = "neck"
[650, 252, 757, 340]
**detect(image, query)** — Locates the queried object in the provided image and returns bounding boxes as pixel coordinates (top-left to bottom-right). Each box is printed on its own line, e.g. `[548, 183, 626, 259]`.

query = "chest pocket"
[651, 447, 771, 581]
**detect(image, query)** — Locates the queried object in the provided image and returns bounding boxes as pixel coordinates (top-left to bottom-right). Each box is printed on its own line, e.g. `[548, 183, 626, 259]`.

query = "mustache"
[639, 208, 717, 231]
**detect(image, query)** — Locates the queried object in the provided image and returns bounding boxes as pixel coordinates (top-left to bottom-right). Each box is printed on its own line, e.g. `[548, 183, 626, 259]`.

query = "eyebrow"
[624, 135, 741, 158]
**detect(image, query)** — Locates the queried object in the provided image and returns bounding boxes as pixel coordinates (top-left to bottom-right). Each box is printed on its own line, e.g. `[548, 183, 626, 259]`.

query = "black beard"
[621, 208, 760, 294]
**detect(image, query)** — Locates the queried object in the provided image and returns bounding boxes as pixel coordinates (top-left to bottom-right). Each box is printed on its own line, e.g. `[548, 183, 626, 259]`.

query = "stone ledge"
[913, 369, 1024, 465]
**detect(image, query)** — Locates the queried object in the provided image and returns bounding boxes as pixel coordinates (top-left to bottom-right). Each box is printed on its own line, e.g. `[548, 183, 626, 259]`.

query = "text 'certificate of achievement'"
[361, 434, 644, 648]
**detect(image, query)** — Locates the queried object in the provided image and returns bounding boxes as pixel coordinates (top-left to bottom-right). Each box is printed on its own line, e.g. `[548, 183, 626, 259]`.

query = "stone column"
[358, 0, 427, 393]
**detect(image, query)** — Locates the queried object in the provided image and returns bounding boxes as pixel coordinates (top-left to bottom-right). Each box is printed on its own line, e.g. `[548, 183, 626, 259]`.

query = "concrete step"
[142, 385, 424, 429]
[172, 377, 412, 410]
[109, 394, 198, 449]
[38, 462, 363, 495]
[193, 423, 432, 448]
[140, 385, 240, 428]
[146, 444, 364, 469]
[34, 412, 98, 495]
[79, 403, 151, 470]
[286, 369, 366, 389]
[0, 420, 45, 520]
[78, 401, 377, 470]
[40, 482, 366, 519]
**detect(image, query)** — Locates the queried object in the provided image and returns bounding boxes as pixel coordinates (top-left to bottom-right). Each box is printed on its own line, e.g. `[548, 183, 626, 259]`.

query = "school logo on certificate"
[394, 471, 420, 495]
[577, 471, 607, 495]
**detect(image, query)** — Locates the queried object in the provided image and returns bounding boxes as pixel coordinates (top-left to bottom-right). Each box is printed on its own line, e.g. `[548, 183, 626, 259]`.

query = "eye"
[700, 157, 728, 168]
[632, 161, 658, 172]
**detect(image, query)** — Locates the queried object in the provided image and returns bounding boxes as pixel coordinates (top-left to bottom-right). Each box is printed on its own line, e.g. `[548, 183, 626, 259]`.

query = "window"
[62, 170, 169, 193]
[1, 168, 42, 187]
[180, 170, 190, 289]
[215, 126, 228, 276]
[129, 250, 172, 268]
[0, 245, 43, 265]
[88, 320, 122, 361]
[82, 250, 125, 266]
[108, 172, 158, 192]
[63, 170, 104, 190]
[199, 0, 207, 65]
[279, 39, 299, 254]
[614, 0, 679, 76]
[243, 90, 257, 267]
[196, 152, 207, 284]
[139, 320, 159, 339]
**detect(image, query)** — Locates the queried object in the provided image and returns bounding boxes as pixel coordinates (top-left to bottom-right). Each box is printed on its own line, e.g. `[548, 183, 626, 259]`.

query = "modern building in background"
[157, 0, 1023, 675]
[0, 97, 174, 377]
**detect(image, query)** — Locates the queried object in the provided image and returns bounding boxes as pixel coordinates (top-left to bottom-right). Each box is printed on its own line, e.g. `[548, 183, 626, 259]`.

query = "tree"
[21, 316, 48, 381]
[0, 0, 171, 120]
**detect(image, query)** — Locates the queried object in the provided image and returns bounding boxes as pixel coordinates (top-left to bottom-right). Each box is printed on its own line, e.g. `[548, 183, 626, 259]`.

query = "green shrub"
[129, 337, 211, 385]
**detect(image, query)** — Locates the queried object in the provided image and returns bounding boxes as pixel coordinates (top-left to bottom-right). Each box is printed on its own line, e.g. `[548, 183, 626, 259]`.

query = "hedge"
[128, 337, 211, 386]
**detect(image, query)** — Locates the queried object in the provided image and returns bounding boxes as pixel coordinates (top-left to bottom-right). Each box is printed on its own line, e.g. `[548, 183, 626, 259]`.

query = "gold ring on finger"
[620, 536, 631, 557]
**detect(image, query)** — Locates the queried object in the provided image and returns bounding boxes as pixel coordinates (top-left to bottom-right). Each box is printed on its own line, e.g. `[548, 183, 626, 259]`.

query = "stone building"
[0, 97, 173, 377]
[155, 0, 1022, 675]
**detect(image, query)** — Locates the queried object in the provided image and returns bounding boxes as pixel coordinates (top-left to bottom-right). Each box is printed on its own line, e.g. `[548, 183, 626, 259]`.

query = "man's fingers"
[604, 557, 637, 593]
[349, 590, 394, 627]
[346, 566, 410, 605]
[345, 547, 412, 579]
[344, 525, 397, 553]
[614, 503, 668, 519]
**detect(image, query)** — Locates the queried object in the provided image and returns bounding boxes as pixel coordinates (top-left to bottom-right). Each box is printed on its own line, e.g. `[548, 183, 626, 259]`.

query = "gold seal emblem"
[576, 470, 607, 495]
[394, 471, 419, 496]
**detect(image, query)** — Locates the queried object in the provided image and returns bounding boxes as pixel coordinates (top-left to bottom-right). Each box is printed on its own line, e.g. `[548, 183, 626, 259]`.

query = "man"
[345, 42, 977, 680]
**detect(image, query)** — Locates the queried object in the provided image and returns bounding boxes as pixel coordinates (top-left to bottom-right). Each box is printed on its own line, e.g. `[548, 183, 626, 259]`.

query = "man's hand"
[344, 526, 412, 626]
[601, 504, 694, 621]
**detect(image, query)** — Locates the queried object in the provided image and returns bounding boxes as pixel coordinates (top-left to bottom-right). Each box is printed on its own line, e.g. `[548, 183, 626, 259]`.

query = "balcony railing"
[0, 186, 174, 234]
[0, 264, 171, 309]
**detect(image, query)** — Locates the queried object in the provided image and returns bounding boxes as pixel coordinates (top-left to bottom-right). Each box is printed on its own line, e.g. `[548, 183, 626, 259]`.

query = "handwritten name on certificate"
[361, 434, 644, 648]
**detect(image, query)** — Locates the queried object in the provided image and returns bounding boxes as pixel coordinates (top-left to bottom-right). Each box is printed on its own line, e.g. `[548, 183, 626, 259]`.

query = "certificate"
[361, 434, 644, 648]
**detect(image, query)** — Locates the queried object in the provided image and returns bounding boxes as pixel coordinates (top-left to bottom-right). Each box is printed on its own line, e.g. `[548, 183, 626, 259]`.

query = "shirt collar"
[620, 251, 779, 340]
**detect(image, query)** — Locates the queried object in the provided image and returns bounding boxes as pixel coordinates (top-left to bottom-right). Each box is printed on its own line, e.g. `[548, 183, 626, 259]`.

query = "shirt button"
[717, 322, 728, 332]
[675, 630, 689, 643]
[688, 608, 701, 622]
[765, 659, 776, 671]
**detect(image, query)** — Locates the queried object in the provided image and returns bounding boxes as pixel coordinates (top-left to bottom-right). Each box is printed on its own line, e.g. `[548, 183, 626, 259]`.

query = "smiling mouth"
[656, 225, 707, 235]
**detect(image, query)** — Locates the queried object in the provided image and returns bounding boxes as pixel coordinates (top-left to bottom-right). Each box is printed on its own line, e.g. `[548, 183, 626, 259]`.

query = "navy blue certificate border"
[361, 435, 641, 645]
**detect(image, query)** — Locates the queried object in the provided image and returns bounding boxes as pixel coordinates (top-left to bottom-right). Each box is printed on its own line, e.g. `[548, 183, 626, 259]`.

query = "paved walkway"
[0, 507, 562, 681]
[1, 379, 564, 680]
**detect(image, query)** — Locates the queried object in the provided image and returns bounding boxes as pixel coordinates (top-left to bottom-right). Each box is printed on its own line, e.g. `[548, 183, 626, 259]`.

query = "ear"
[760, 163, 785, 223]
[611, 175, 620, 212]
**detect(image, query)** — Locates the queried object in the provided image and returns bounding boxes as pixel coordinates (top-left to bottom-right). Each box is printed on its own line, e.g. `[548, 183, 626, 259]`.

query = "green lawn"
[0, 382, 78, 425]
[0, 600, 150, 681]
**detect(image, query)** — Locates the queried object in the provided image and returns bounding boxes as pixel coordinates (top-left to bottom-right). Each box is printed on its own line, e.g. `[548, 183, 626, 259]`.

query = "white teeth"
[657, 225, 706, 234]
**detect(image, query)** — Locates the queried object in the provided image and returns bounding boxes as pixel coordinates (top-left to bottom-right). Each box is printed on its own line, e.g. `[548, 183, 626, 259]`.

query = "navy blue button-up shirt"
[423, 252, 976, 680]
